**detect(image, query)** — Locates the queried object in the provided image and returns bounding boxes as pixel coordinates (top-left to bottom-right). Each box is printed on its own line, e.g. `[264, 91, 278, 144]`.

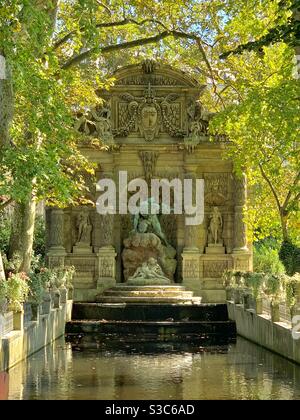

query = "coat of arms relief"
[114, 84, 185, 141]
[74, 60, 214, 146]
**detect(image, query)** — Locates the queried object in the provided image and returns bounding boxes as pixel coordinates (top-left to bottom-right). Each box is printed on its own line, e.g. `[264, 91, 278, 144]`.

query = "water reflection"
[3, 337, 300, 400]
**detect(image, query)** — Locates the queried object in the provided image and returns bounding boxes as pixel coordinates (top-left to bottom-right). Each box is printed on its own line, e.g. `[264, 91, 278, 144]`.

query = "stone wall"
[228, 301, 300, 365]
[0, 300, 72, 371]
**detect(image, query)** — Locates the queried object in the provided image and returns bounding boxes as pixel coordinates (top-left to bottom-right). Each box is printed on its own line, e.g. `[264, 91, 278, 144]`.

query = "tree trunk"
[280, 209, 289, 243]
[0, 54, 13, 148]
[19, 190, 37, 274]
[8, 203, 25, 260]
[0, 252, 5, 281]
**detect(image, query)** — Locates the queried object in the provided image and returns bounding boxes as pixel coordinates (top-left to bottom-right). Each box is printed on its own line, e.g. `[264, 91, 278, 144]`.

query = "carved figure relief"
[128, 257, 170, 284]
[208, 207, 223, 245]
[74, 100, 114, 145]
[187, 98, 212, 136]
[76, 210, 92, 245]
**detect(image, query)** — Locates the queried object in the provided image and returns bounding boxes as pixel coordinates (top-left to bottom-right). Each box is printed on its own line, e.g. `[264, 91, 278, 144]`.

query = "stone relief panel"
[116, 74, 180, 86]
[234, 258, 250, 271]
[203, 260, 228, 278]
[48, 256, 65, 269]
[183, 259, 200, 279]
[204, 173, 230, 206]
[67, 257, 96, 279]
[99, 257, 115, 278]
[139, 151, 159, 182]
[99, 214, 115, 247]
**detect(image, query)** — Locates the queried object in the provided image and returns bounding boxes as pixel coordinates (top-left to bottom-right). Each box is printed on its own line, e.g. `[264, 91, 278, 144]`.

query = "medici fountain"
[45, 60, 252, 343]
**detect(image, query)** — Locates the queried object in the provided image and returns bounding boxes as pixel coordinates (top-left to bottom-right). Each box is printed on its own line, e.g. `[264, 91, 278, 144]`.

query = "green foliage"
[2, 252, 22, 274]
[33, 216, 46, 257]
[0, 279, 8, 313]
[0, 279, 7, 300]
[0, 214, 46, 258]
[0, 215, 11, 254]
[243, 272, 266, 299]
[284, 273, 300, 308]
[0, 0, 298, 252]
[210, 44, 300, 242]
[263, 273, 285, 304]
[253, 243, 286, 274]
[6, 271, 30, 311]
[220, 0, 300, 58]
[279, 240, 300, 275]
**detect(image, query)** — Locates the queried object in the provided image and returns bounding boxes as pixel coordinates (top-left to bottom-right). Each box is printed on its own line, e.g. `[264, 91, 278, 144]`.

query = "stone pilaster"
[183, 167, 200, 252]
[96, 167, 117, 289]
[182, 165, 202, 295]
[47, 208, 66, 267]
[233, 173, 248, 253]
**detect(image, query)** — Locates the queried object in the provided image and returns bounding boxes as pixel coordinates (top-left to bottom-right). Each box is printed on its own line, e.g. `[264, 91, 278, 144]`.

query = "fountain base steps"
[65, 302, 236, 346]
[95, 285, 201, 304]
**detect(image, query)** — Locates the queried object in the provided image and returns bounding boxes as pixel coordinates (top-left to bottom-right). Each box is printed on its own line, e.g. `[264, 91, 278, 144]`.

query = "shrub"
[279, 241, 300, 276]
[244, 272, 265, 299]
[7, 272, 30, 312]
[28, 271, 48, 304]
[253, 244, 285, 274]
[284, 273, 300, 309]
[263, 273, 285, 304]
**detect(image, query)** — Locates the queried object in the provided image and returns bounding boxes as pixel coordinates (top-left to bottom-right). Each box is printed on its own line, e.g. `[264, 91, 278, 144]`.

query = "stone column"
[233, 173, 248, 253]
[47, 208, 66, 268]
[183, 168, 200, 252]
[182, 166, 202, 295]
[96, 168, 117, 291]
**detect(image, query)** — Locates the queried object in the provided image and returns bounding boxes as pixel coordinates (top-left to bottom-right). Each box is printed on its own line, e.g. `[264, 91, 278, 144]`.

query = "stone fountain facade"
[46, 60, 252, 302]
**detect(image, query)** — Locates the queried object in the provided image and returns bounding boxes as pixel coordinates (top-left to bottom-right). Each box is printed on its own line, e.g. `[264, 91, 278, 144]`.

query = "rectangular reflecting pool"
[3, 336, 300, 400]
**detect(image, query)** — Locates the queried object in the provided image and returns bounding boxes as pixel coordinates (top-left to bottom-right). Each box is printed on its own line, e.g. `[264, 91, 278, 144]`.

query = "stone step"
[66, 319, 236, 338]
[66, 337, 236, 351]
[105, 285, 187, 291]
[95, 296, 202, 304]
[102, 290, 194, 298]
[72, 303, 230, 322]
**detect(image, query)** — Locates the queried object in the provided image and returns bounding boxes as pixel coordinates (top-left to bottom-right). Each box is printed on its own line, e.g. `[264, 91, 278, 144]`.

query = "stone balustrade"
[226, 286, 300, 364]
[0, 288, 73, 371]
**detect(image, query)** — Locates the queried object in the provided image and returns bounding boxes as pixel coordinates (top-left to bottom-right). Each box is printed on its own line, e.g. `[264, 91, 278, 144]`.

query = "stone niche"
[46, 60, 252, 303]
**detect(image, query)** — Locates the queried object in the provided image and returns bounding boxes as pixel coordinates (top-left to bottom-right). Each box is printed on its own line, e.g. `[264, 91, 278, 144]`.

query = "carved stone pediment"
[75, 60, 213, 147]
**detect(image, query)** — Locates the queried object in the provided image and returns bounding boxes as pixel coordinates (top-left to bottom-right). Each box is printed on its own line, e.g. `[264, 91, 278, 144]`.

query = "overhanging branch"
[53, 18, 168, 50]
[61, 30, 209, 70]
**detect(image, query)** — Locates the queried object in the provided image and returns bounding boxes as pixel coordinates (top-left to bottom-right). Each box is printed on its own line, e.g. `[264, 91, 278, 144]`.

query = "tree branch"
[53, 18, 168, 50]
[0, 197, 13, 211]
[282, 170, 300, 210]
[258, 163, 282, 212]
[96, 0, 112, 15]
[61, 29, 211, 71]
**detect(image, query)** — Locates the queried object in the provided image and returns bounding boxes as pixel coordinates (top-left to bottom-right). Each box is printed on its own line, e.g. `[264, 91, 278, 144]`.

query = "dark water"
[4, 336, 300, 400]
